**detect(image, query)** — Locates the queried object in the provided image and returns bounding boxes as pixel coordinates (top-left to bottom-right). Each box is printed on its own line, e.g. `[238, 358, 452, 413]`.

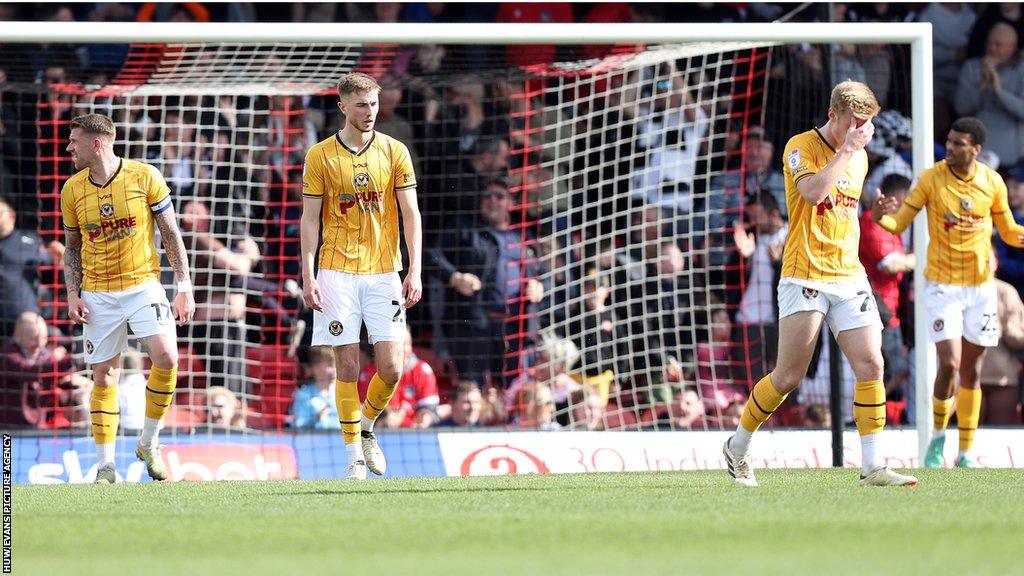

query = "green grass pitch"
[12, 469, 1024, 576]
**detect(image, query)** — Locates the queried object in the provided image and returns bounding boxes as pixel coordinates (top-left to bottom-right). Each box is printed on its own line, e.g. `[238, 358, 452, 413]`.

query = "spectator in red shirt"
[358, 328, 439, 428]
[860, 174, 915, 422]
[0, 311, 90, 428]
[495, 2, 574, 67]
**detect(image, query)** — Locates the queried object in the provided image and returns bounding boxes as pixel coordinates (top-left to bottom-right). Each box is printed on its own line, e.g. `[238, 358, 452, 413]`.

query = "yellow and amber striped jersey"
[302, 131, 416, 274]
[881, 160, 1012, 286]
[780, 128, 869, 281]
[60, 158, 171, 293]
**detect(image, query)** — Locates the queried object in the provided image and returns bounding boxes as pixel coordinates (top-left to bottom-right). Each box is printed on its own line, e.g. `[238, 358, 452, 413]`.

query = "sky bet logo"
[84, 215, 138, 241]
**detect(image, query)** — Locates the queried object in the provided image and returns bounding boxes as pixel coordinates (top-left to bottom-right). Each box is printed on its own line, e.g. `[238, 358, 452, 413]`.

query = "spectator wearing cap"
[995, 165, 1024, 290]
[955, 21, 1024, 167]
[862, 110, 913, 201]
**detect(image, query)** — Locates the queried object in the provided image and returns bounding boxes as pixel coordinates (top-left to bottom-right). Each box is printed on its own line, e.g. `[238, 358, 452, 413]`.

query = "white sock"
[729, 426, 754, 456]
[933, 429, 946, 439]
[139, 417, 163, 449]
[958, 449, 970, 459]
[861, 433, 882, 474]
[346, 442, 362, 464]
[361, 414, 375, 432]
[97, 443, 116, 466]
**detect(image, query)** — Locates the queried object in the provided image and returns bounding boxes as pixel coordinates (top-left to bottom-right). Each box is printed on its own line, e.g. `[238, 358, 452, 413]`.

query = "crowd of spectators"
[2, 3, 1024, 431]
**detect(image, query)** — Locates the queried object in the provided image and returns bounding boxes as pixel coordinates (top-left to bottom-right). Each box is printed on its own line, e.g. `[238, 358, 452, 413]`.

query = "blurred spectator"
[967, 2, 1024, 59]
[726, 192, 787, 387]
[437, 380, 485, 427]
[707, 127, 786, 267]
[512, 380, 560, 430]
[568, 387, 605, 430]
[0, 195, 64, 335]
[861, 174, 915, 423]
[565, 268, 628, 406]
[291, 346, 339, 430]
[696, 306, 745, 413]
[646, 385, 706, 430]
[429, 179, 545, 385]
[358, 327, 440, 429]
[115, 347, 147, 432]
[179, 199, 258, 393]
[628, 62, 710, 216]
[207, 385, 246, 429]
[0, 311, 90, 428]
[506, 331, 580, 424]
[863, 110, 914, 201]
[980, 263, 1024, 425]
[496, 2, 574, 67]
[918, 3, 978, 139]
[955, 22, 1024, 167]
[995, 166, 1024, 289]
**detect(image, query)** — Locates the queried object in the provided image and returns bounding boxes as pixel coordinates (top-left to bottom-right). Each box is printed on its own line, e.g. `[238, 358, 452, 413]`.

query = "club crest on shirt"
[933, 319, 944, 332]
[837, 174, 851, 192]
[802, 287, 819, 299]
[99, 203, 114, 218]
[960, 198, 973, 211]
[329, 321, 343, 336]
[354, 173, 370, 188]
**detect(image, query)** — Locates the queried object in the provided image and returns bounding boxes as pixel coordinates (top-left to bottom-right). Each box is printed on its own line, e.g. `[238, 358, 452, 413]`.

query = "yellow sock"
[932, 395, 955, 432]
[145, 366, 177, 420]
[739, 374, 787, 433]
[853, 379, 886, 436]
[363, 373, 398, 423]
[956, 386, 982, 452]
[90, 384, 119, 446]
[336, 380, 360, 444]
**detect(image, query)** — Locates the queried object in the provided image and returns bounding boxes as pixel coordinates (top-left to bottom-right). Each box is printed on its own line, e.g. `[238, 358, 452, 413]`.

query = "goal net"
[0, 25, 932, 480]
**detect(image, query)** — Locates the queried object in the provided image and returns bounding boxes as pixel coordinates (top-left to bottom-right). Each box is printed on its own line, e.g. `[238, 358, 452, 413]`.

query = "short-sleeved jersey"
[302, 131, 416, 274]
[60, 158, 172, 293]
[780, 128, 869, 281]
[904, 160, 1007, 286]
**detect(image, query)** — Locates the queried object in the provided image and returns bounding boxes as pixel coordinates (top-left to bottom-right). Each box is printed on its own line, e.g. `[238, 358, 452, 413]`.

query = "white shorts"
[777, 277, 883, 336]
[312, 270, 406, 347]
[82, 280, 175, 364]
[923, 281, 999, 346]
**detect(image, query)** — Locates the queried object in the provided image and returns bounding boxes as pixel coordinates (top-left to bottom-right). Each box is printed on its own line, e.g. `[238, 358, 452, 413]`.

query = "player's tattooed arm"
[154, 205, 192, 283]
[63, 228, 84, 297]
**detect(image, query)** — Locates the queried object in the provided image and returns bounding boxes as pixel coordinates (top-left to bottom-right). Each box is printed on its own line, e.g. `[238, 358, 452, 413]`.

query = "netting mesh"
[5, 37, 929, 478]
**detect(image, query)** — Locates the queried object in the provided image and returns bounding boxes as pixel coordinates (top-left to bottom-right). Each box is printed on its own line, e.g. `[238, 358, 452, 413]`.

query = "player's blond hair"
[69, 113, 116, 139]
[829, 80, 880, 119]
[336, 72, 381, 98]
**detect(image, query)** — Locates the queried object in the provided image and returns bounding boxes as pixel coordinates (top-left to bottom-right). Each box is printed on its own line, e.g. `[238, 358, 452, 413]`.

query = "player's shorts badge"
[802, 287, 818, 299]
[328, 321, 343, 336]
[933, 319, 944, 332]
[85, 340, 94, 354]
[100, 203, 115, 218]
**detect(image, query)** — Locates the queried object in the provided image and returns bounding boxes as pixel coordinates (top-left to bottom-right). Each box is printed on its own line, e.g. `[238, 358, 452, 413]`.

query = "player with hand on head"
[873, 116, 1024, 468]
[300, 72, 423, 480]
[722, 81, 918, 487]
[61, 113, 194, 483]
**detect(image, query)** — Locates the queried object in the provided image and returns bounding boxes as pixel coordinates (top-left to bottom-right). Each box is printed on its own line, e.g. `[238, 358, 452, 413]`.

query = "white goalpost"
[0, 21, 937, 474]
